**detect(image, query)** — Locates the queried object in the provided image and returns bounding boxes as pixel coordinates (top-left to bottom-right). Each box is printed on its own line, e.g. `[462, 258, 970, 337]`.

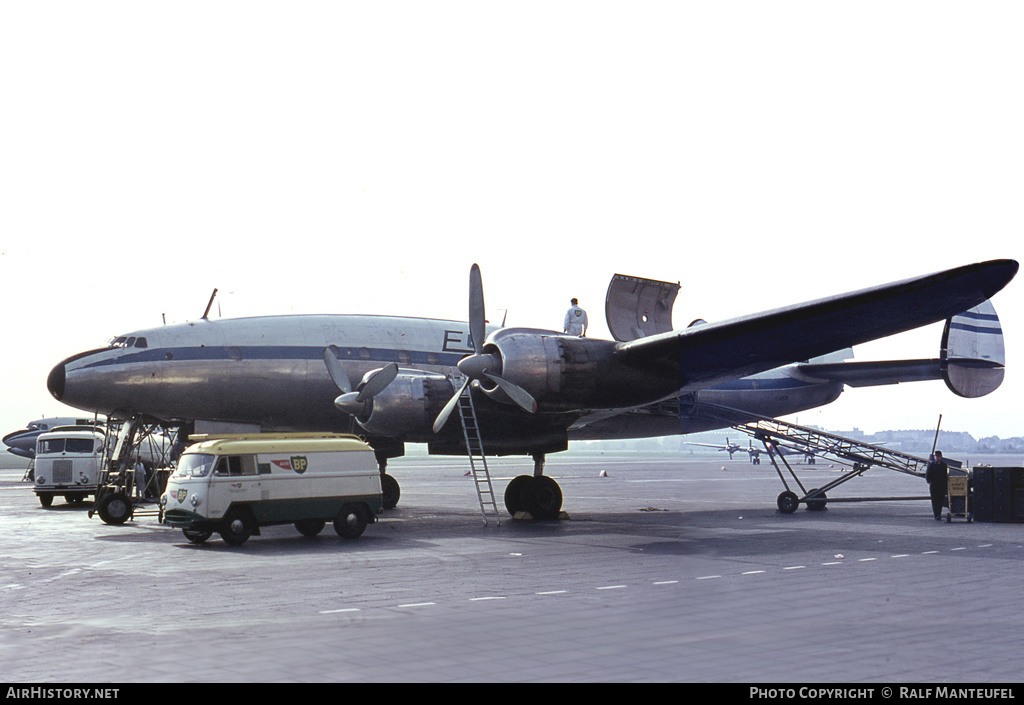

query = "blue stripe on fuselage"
[73, 346, 467, 370]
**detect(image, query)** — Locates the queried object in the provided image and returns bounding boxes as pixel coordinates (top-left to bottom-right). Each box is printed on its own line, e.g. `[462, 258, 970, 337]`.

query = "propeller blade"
[356, 363, 398, 402]
[469, 263, 485, 354]
[482, 371, 537, 414]
[323, 346, 352, 393]
[432, 378, 470, 433]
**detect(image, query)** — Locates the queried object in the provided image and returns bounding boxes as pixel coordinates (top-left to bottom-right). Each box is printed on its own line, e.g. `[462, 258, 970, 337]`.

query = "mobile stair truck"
[32, 425, 106, 507]
[160, 433, 383, 546]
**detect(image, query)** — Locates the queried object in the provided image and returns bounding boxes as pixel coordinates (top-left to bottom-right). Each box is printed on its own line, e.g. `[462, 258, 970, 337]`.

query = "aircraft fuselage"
[48, 313, 844, 450]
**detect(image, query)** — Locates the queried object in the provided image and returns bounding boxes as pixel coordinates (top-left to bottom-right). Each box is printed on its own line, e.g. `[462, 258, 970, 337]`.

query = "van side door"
[207, 455, 261, 519]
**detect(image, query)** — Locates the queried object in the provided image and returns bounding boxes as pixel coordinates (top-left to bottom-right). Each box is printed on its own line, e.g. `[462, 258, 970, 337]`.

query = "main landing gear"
[376, 453, 401, 510]
[503, 453, 563, 520]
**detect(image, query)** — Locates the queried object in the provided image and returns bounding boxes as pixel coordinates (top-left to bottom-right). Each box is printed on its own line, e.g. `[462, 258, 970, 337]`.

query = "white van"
[33, 427, 105, 507]
[160, 433, 383, 546]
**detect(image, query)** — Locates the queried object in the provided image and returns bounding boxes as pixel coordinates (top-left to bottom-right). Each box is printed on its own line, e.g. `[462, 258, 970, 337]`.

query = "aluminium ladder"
[456, 388, 501, 525]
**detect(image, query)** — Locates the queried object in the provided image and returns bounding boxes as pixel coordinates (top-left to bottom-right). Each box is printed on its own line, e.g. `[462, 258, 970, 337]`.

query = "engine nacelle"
[356, 373, 454, 438]
[485, 329, 678, 411]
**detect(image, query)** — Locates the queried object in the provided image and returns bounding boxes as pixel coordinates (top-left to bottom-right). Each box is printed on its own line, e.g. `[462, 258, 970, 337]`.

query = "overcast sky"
[2, 2, 1021, 442]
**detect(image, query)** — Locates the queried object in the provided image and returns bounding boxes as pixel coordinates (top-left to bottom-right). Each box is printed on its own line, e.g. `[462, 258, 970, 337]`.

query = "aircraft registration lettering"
[442, 330, 474, 354]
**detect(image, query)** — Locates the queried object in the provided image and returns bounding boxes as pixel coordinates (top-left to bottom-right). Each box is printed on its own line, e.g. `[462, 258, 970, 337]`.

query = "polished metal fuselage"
[49, 313, 845, 448]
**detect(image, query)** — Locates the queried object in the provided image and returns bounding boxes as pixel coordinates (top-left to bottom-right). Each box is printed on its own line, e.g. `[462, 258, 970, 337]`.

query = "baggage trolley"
[946, 471, 971, 523]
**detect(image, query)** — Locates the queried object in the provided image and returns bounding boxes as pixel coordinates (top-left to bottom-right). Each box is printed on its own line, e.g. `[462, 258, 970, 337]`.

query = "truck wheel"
[183, 528, 212, 545]
[38, 493, 54, 508]
[220, 509, 254, 546]
[97, 492, 132, 525]
[334, 504, 367, 539]
[295, 518, 325, 537]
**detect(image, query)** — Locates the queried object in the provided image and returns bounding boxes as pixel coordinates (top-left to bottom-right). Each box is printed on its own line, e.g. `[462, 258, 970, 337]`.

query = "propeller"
[323, 345, 398, 417]
[432, 264, 537, 433]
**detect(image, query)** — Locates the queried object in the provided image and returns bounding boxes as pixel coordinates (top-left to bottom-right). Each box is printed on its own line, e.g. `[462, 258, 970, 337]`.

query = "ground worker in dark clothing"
[926, 451, 949, 520]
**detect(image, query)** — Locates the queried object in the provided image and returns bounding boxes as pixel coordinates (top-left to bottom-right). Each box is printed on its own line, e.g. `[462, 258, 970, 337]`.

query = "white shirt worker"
[563, 298, 588, 337]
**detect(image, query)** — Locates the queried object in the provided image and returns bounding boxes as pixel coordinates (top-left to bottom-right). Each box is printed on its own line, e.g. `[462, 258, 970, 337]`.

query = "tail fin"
[942, 299, 1005, 398]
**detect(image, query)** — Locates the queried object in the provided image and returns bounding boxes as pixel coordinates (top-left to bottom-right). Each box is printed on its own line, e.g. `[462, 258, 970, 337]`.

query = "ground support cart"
[946, 471, 972, 522]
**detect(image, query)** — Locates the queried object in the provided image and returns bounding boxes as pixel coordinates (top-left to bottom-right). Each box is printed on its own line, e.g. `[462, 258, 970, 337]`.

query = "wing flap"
[615, 259, 1017, 391]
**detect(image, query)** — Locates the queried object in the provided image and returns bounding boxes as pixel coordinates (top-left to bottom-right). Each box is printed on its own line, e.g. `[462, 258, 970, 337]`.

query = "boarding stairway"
[455, 387, 501, 526]
[730, 417, 946, 513]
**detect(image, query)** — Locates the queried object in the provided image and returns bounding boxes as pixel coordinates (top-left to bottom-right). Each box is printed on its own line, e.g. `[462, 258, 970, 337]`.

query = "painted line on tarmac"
[316, 543, 999, 616]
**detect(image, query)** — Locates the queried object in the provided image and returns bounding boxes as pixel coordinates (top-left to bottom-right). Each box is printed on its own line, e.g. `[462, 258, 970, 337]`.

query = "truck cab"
[160, 433, 383, 545]
[33, 426, 105, 507]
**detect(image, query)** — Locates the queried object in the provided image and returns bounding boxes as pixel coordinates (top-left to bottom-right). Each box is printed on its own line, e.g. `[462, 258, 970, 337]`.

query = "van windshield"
[174, 453, 217, 478]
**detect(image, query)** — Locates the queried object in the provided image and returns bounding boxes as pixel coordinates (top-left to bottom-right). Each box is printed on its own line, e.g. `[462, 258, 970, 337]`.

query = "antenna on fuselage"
[201, 288, 219, 320]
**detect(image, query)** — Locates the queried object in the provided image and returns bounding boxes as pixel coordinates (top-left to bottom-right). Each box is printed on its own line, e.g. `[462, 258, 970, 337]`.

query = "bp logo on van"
[290, 456, 309, 474]
[176, 489, 187, 503]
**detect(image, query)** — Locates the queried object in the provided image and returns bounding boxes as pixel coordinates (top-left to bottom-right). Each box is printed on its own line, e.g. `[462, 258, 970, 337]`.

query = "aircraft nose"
[47, 361, 65, 401]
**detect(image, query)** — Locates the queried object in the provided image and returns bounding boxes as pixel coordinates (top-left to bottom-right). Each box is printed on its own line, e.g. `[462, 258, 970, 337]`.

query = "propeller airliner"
[44, 259, 1017, 519]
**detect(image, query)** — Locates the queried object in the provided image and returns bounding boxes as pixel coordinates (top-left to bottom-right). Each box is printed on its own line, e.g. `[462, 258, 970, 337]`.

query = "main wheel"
[521, 476, 563, 520]
[334, 504, 367, 538]
[295, 518, 326, 537]
[381, 474, 400, 510]
[220, 508, 254, 546]
[97, 492, 132, 525]
[777, 491, 799, 514]
[504, 475, 532, 516]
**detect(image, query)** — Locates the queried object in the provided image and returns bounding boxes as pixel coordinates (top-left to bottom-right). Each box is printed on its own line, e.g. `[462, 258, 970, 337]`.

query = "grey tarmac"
[2, 450, 1022, 683]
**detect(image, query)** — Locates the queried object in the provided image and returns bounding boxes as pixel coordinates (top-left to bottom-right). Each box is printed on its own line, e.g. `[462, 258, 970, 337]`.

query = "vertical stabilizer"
[942, 300, 1005, 398]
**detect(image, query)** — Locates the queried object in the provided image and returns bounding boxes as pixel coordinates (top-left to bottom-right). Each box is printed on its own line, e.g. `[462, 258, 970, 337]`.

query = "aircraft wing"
[614, 259, 1018, 391]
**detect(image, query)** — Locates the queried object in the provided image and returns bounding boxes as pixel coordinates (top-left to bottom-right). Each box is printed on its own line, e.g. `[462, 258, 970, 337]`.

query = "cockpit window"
[108, 336, 148, 349]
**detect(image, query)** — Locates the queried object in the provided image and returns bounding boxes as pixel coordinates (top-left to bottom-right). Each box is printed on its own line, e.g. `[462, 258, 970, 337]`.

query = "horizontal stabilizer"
[791, 300, 1006, 398]
[942, 300, 1005, 398]
[795, 359, 943, 387]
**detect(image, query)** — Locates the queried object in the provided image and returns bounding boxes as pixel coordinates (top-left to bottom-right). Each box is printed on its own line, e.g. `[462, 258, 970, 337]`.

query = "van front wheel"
[334, 504, 367, 539]
[183, 528, 212, 545]
[220, 509, 254, 546]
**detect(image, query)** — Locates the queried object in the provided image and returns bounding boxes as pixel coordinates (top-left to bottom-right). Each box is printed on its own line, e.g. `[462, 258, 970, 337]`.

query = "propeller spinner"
[432, 264, 537, 433]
